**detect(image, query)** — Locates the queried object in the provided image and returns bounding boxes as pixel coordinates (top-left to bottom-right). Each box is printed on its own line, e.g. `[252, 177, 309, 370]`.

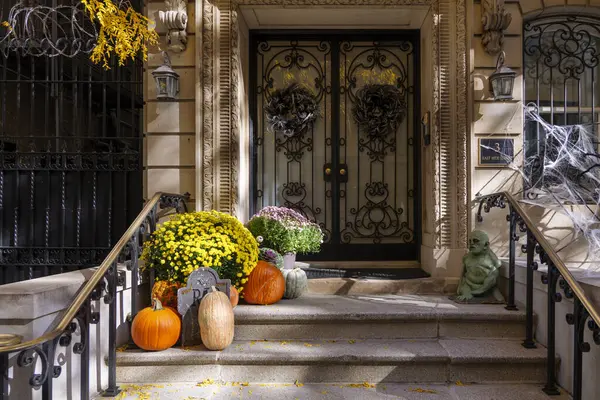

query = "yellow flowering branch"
[81, 0, 159, 69]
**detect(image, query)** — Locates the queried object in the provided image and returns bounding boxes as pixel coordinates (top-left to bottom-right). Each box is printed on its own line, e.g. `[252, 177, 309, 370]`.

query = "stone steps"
[116, 294, 549, 390]
[116, 338, 550, 384]
[233, 294, 528, 340]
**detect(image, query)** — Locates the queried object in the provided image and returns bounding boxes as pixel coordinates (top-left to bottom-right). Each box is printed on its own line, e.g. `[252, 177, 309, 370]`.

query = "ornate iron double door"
[251, 31, 420, 261]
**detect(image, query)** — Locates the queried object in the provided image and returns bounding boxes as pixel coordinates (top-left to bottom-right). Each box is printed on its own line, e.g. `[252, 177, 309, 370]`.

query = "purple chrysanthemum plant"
[246, 206, 323, 255]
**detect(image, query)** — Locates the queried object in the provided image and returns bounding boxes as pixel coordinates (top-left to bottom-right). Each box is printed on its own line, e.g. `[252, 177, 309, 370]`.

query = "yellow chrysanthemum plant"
[141, 211, 260, 296]
[81, 0, 159, 69]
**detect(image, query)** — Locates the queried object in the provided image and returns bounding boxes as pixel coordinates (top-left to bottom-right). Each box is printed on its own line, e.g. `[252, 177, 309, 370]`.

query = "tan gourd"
[198, 286, 235, 350]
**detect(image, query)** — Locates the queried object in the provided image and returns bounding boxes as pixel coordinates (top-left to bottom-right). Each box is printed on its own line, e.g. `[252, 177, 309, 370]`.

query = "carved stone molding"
[430, 2, 441, 248]
[201, 0, 214, 210]
[456, 0, 468, 248]
[159, 0, 189, 52]
[233, 0, 433, 4]
[230, 8, 241, 217]
[481, 0, 512, 55]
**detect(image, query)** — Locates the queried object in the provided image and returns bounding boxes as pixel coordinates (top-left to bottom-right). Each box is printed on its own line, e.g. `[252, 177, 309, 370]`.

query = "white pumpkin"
[281, 268, 308, 299]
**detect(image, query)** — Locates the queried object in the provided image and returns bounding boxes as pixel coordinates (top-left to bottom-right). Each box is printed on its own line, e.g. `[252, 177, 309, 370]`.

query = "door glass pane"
[254, 40, 333, 242]
[339, 40, 415, 244]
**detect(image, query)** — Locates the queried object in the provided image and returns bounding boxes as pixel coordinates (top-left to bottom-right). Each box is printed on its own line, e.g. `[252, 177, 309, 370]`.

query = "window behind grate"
[0, 0, 144, 284]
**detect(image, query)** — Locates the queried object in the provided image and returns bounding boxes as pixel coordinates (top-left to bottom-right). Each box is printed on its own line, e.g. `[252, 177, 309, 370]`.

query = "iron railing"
[0, 192, 188, 400]
[477, 191, 600, 400]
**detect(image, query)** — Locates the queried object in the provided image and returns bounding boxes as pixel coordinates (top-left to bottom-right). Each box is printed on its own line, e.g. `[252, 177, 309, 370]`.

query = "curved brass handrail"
[477, 191, 600, 327]
[0, 192, 184, 354]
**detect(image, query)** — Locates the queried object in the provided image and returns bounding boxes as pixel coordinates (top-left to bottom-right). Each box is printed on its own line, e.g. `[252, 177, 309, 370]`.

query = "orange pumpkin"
[243, 261, 285, 305]
[229, 286, 239, 308]
[151, 280, 182, 309]
[131, 298, 181, 351]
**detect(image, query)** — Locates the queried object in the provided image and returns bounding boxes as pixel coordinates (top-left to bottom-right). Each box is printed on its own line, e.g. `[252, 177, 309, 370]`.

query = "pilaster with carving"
[430, 3, 441, 248]
[159, 0, 189, 52]
[217, 0, 233, 213]
[456, 0, 468, 248]
[230, 8, 241, 217]
[201, 0, 215, 210]
[481, 0, 512, 55]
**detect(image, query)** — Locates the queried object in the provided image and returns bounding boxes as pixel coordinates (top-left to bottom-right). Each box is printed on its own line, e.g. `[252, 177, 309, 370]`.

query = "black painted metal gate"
[250, 31, 420, 261]
[0, 43, 143, 284]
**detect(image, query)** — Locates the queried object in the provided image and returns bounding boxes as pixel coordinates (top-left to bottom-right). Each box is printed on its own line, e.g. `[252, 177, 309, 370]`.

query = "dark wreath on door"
[250, 31, 420, 261]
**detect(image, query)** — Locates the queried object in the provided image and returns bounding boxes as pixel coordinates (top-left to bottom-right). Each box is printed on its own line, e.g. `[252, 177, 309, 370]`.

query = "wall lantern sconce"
[152, 51, 180, 101]
[489, 51, 516, 101]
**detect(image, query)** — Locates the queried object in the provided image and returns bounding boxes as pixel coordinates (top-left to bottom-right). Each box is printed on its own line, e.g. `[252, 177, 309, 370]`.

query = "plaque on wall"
[478, 138, 514, 167]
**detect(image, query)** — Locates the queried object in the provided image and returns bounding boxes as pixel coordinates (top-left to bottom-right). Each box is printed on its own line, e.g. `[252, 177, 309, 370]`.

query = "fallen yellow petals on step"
[280, 341, 289, 345]
[321, 390, 328, 394]
[196, 378, 215, 387]
[294, 379, 304, 387]
[304, 343, 313, 347]
[409, 387, 438, 394]
[114, 384, 165, 400]
[344, 382, 375, 388]
[116, 344, 129, 352]
[348, 340, 356, 344]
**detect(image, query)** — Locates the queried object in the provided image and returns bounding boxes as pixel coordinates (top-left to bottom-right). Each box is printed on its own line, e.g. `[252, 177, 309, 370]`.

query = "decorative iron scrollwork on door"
[340, 40, 415, 245]
[252, 33, 418, 260]
[255, 39, 332, 242]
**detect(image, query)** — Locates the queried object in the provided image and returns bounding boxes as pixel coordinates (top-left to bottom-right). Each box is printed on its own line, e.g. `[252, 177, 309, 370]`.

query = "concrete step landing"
[116, 338, 550, 384]
[100, 382, 570, 400]
[234, 294, 528, 340]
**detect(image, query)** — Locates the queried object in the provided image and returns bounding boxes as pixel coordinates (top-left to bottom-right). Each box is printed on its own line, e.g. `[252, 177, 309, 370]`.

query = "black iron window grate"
[0, 0, 144, 285]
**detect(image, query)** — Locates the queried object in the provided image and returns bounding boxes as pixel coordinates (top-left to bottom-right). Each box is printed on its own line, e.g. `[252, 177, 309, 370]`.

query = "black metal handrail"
[0, 191, 189, 399]
[477, 191, 600, 400]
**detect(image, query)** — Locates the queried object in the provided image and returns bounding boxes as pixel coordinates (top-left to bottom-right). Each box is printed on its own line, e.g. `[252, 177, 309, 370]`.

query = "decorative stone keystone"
[158, 0, 188, 53]
[177, 267, 230, 345]
[481, 0, 512, 56]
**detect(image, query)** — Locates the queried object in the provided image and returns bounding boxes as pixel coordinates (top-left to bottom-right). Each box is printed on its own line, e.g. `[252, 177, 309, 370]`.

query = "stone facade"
[471, 0, 600, 263]
[145, 0, 197, 206]
[144, 0, 600, 277]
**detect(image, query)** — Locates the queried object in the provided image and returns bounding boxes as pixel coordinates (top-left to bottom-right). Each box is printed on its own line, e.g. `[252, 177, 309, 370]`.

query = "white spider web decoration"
[480, 104, 600, 259]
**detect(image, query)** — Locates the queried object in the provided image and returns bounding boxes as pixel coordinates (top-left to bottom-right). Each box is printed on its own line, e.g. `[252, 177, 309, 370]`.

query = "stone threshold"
[307, 277, 460, 295]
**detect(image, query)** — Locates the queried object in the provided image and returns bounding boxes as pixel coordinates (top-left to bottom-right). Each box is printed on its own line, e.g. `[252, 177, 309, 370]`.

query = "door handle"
[338, 164, 348, 183]
[323, 163, 332, 182]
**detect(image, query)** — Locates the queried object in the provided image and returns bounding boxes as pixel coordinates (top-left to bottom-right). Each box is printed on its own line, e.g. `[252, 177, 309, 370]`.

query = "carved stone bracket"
[159, 0, 189, 52]
[481, 0, 512, 55]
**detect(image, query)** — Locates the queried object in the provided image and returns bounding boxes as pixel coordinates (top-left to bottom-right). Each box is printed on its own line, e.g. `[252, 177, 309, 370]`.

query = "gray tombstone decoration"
[177, 267, 231, 346]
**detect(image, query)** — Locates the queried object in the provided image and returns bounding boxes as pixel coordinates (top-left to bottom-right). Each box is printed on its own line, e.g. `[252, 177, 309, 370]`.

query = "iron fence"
[0, 0, 144, 284]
